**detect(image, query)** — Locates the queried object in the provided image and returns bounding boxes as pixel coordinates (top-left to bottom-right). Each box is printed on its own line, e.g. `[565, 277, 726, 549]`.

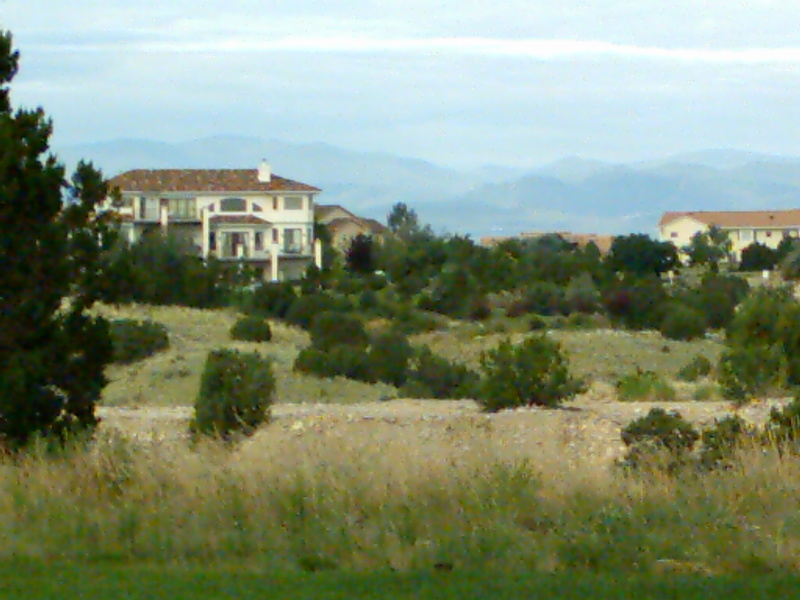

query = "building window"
[209, 232, 216, 250]
[272, 229, 279, 244]
[255, 232, 263, 251]
[220, 198, 246, 212]
[670, 232, 678, 238]
[168, 198, 196, 219]
[740, 230, 752, 242]
[284, 197, 303, 210]
[273, 197, 279, 210]
[284, 228, 302, 253]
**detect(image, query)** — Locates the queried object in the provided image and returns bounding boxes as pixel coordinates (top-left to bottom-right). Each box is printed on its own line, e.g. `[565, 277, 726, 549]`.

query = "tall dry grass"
[1, 430, 799, 574]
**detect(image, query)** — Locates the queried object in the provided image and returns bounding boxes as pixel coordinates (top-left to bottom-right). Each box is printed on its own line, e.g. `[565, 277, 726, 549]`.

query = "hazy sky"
[5, 1, 800, 168]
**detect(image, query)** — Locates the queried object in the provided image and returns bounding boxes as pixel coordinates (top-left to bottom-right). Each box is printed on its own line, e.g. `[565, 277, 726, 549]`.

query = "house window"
[255, 232, 263, 251]
[740, 230, 752, 242]
[670, 232, 678, 238]
[284, 228, 302, 253]
[209, 232, 216, 250]
[220, 198, 246, 212]
[284, 197, 303, 210]
[168, 198, 196, 219]
[766, 231, 773, 237]
[272, 229, 279, 244]
[252, 203, 263, 212]
[273, 197, 278, 210]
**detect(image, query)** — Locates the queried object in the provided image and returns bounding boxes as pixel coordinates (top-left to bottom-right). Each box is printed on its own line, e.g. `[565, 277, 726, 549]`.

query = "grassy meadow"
[4, 302, 798, 594]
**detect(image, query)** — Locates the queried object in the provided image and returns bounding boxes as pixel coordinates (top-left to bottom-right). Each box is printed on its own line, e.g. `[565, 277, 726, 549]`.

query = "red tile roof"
[109, 169, 320, 193]
[660, 209, 800, 228]
[209, 215, 272, 225]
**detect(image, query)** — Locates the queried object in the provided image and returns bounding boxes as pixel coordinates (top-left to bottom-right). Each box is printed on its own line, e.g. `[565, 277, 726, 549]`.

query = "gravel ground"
[97, 394, 790, 473]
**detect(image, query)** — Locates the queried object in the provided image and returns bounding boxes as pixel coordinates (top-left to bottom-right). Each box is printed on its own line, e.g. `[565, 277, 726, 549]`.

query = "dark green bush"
[659, 303, 707, 341]
[230, 316, 272, 342]
[603, 277, 668, 330]
[245, 282, 297, 319]
[284, 293, 353, 330]
[109, 319, 170, 364]
[616, 369, 676, 402]
[294, 345, 373, 382]
[191, 349, 275, 439]
[401, 346, 479, 399]
[368, 329, 414, 387]
[690, 273, 750, 330]
[310, 312, 368, 351]
[676, 355, 713, 382]
[764, 397, 800, 446]
[620, 408, 699, 472]
[718, 343, 787, 404]
[523, 282, 566, 316]
[699, 415, 754, 469]
[476, 335, 581, 412]
[529, 315, 548, 331]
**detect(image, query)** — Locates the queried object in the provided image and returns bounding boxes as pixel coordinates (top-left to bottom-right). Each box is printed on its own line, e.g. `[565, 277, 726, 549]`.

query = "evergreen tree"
[0, 31, 113, 447]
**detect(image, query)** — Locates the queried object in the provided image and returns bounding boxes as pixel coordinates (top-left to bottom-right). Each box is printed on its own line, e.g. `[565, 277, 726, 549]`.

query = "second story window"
[168, 198, 196, 219]
[284, 197, 303, 210]
[220, 198, 246, 212]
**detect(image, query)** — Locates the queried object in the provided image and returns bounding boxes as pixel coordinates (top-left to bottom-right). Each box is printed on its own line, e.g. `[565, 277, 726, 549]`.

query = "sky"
[5, 0, 800, 168]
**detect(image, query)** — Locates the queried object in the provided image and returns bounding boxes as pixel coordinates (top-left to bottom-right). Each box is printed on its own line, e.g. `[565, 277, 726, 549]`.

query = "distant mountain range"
[57, 136, 800, 239]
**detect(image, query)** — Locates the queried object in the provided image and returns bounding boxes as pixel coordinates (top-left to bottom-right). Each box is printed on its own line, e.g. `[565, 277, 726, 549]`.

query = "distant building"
[480, 231, 614, 254]
[104, 161, 322, 280]
[658, 209, 800, 259]
[315, 204, 390, 251]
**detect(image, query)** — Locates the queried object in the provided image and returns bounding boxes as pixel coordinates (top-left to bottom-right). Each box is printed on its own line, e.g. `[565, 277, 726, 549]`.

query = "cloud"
[31, 35, 800, 65]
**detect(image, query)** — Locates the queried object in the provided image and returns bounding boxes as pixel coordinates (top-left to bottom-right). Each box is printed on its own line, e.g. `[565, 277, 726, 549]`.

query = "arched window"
[220, 198, 246, 212]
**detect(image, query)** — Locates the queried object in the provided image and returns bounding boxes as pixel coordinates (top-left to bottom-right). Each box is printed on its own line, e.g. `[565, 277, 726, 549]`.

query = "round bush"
[476, 335, 581, 412]
[677, 355, 712, 382]
[230, 316, 272, 342]
[191, 349, 275, 440]
[109, 319, 170, 364]
[616, 370, 676, 402]
[659, 303, 707, 341]
[310, 312, 368, 351]
[245, 282, 297, 318]
[402, 346, 479, 400]
[367, 330, 414, 387]
[719, 343, 788, 404]
[284, 293, 353, 330]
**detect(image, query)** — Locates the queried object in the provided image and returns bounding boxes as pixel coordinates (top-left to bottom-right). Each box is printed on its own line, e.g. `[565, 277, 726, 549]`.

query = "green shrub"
[402, 346, 479, 399]
[620, 408, 699, 472]
[603, 277, 668, 330]
[294, 345, 373, 382]
[528, 315, 548, 331]
[368, 330, 414, 387]
[476, 335, 581, 412]
[677, 355, 713, 382]
[659, 303, 707, 341]
[523, 282, 566, 316]
[191, 349, 275, 440]
[781, 247, 800, 280]
[616, 369, 676, 402]
[245, 282, 297, 319]
[692, 383, 719, 401]
[764, 397, 800, 446]
[718, 343, 787, 404]
[310, 312, 368, 351]
[284, 293, 353, 330]
[109, 319, 170, 364]
[699, 415, 754, 469]
[690, 273, 750, 330]
[229, 316, 273, 342]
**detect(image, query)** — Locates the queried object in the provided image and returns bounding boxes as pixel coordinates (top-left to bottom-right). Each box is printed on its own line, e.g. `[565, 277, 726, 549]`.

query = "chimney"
[257, 159, 271, 183]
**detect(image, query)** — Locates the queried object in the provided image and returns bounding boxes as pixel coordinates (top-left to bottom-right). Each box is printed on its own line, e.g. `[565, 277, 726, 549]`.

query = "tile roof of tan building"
[209, 214, 272, 225]
[109, 169, 320, 193]
[660, 209, 800, 228]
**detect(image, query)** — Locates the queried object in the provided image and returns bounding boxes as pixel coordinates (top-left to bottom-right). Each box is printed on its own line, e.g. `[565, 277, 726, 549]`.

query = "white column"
[271, 243, 280, 281]
[201, 208, 209, 258]
[314, 239, 322, 269]
[159, 201, 168, 231]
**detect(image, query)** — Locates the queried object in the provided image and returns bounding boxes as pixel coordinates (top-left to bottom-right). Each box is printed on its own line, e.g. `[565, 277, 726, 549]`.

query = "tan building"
[104, 161, 323, 281]
[315, 204, 390, 251]
[480, 231, 614, 254]
[658, 209, 800, 259]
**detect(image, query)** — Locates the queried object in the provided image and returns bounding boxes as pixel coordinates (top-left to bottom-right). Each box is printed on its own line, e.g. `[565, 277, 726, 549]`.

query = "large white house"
[659, 209, 800, 259]
[105, 161, 322, 280]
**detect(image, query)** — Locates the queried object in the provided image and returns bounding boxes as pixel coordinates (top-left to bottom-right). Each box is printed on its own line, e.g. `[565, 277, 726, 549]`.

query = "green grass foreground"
[2, 562, 799, 600]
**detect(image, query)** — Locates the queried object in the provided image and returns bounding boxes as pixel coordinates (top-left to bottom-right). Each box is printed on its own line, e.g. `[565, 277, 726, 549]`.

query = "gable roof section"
[315, 204, 358, 222]
[209, 214, 272, 225]
[660, 209, 800, 229]
[110, 169, 320, 193]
